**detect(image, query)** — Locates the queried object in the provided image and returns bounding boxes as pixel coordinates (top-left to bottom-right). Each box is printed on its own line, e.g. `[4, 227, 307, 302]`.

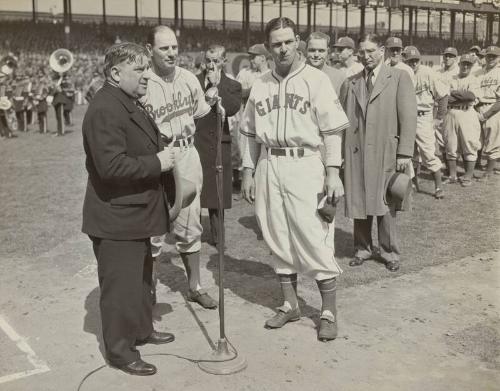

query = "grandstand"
[0, 0, 499, 54]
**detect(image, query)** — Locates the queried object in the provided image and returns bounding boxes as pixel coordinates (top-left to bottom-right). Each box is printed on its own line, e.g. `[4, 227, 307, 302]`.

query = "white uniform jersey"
[142, 66, 211, 139]
[414, 65, 449, 111]
[385, 59, 416, 86]
[240, 63, 349, 155]
[344, 61, 364, 78]
[449, 74, 480, 96]
[475, 66, 500, 104]
[436, 64, 459, 87]
[236, 67, 269, 90]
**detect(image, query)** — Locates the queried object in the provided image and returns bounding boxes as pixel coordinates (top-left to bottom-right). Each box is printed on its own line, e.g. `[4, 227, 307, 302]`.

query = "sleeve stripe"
[321, 122, 350, 135]
[240, 129, 256, 137]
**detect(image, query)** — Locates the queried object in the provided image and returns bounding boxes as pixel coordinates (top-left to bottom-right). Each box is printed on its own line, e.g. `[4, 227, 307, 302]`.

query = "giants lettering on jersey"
[255, 93, 310, 117]
[144, 91, 199, 123]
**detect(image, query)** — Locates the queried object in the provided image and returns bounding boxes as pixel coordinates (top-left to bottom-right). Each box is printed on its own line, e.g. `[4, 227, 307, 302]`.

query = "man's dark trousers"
[353, 207, 400, 263]
[91, 237, 154, 366]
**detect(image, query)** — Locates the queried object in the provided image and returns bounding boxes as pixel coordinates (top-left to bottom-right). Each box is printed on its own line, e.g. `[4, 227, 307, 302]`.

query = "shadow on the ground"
[206, 253, 319, 322]
[82, 284, 175, 363]
[237, 215, 263, 240]
[154, 255, 216, 350]
[83, 287, 105, 360]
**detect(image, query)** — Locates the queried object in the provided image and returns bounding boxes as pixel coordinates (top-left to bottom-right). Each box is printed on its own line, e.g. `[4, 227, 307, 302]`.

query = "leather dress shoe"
[349, 256, 365, 267]
[118, 360, 157, 376]
[385, 260, 400, 272]
[136, 330, 175, 346]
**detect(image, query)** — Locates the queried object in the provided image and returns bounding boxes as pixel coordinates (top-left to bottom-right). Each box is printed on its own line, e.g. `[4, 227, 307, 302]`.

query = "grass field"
[0, 104, 499, 292]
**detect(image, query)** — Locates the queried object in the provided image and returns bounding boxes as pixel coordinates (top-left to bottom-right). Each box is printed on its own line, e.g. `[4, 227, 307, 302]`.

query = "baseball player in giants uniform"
[443, 54, 481, 186]
[240, 17, 349, 342]
[143, 25, 217, 309]
[475, 46, 500, 181]
[405, 46, 449, 198]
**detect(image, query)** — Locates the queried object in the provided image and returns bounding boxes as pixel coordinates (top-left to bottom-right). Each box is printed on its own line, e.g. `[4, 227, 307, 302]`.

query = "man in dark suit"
[194, 45, 242, 246]
[82, 42, 175, 376]
[339, 34, 417, 272]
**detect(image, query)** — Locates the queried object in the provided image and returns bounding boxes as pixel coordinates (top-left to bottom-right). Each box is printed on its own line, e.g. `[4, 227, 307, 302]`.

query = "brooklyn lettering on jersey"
[255, 93, 310, 117]
[479, 77, 499, 89]
[144, 91, 199, 123]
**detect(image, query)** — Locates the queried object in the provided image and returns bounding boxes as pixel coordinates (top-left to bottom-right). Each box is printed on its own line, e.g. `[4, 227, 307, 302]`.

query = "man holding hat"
[475, 46, 500, 180]
[339, 34, 416, 273]
[333, 36, 364, 77]
[405, 46, 449, 198]
[443, 53, 481, 186]
[384, 36, 415, 86]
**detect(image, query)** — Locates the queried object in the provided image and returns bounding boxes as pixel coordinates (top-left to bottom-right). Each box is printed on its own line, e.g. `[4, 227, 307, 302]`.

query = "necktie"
[366, 70, 374, 95]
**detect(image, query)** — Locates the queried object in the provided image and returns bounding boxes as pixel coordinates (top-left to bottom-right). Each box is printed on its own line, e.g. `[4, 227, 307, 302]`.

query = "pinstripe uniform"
[142, 67, 211, 254]
[240, 63, 349, 280]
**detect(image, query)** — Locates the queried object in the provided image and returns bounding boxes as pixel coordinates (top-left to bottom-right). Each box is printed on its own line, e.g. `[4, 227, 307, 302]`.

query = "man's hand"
[157, 145, 175, 172]
[396, 157, 412, 172]
[241, 168, 256, 204]
[205, 86, 219, 106]
[325, 166, 344, 205]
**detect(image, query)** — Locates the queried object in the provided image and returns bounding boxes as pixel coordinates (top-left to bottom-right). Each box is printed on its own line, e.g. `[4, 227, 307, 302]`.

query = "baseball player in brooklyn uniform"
[443, 53, 481, 186]
[475, 46, 500, 181]
[240, 17, 349, 342]
[143, 25, 217, 309]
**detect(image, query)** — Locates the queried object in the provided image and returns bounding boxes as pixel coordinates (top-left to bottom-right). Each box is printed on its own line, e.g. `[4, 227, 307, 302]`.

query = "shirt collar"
[366, 61, 382, 81]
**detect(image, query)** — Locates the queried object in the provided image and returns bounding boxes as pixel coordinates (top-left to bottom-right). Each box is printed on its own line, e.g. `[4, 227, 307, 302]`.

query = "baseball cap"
[485, 46, 500, 56]
[478, 49, 486, 57]
[443, 47, 458, 56]
[469, 45, 481, 53]
[333, 36, 355, 49]
[248, 43, 269, 57]
[459, 54, 475, 64]
[385, 37, 403, 49]
[404, 46, 421, 60]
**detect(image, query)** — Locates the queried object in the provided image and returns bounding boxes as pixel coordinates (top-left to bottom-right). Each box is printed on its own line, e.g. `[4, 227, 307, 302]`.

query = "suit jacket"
[82, 82, 170, 240]
[194, 71, 242, 209]
[339, 64, 417, 219]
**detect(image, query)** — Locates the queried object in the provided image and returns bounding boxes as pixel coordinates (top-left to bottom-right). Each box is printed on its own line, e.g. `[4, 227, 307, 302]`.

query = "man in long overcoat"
[194, 45, 242, 246]
[339, 34, 416, 272]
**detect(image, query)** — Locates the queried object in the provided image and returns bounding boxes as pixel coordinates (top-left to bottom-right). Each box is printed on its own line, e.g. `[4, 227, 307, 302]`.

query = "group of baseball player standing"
[81, 17, 500, 376]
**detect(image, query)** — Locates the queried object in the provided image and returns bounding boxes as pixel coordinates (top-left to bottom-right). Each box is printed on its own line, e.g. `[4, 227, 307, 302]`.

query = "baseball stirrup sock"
[317, 277, 337, 322]
[278, 274, 298, 310]
[181, 251, 201, 291]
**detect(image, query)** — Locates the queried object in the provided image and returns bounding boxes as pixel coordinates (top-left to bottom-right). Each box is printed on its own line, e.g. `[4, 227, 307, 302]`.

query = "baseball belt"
[161, 134, 194, 148]
[267, 147, 305, 158]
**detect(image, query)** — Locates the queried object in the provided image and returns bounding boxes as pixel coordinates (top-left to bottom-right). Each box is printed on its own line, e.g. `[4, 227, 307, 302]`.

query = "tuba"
[49, 48, 74, 75]
[0, 53, 18, 78]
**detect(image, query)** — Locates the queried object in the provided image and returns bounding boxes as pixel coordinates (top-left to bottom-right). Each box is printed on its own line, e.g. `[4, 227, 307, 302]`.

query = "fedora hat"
[168, 165, 197, 222]
[0, 96, 12, 110]
[386, 172, 412, 206]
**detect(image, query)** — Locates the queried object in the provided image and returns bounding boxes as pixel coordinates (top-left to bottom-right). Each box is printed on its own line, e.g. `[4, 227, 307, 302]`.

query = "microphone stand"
[198, 91, 247, 375]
